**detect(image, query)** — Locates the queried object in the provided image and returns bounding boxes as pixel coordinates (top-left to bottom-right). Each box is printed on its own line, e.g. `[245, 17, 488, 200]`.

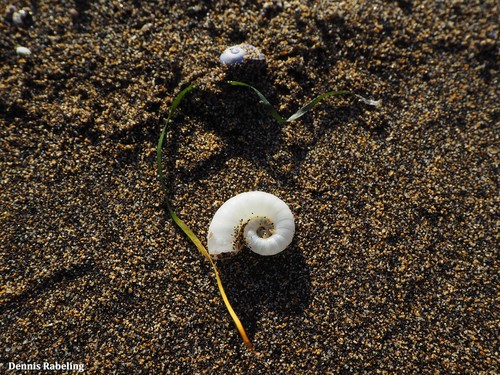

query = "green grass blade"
[156, 84, 195, 195]
[228, 80, 286, 123]
[286, 90, 353, 122]
[228, 81, 380, 123]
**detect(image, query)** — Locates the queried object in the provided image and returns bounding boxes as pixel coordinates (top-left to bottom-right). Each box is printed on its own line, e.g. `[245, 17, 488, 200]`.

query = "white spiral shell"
[219, 44, 266, 65]
[207, 191, 295, 257]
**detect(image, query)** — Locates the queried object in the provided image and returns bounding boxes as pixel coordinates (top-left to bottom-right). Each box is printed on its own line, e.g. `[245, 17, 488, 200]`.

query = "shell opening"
[254, 218, 275, 239]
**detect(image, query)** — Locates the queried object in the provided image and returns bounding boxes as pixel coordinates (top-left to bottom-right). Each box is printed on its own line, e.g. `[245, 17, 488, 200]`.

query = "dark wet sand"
[1, 1, 498, 373]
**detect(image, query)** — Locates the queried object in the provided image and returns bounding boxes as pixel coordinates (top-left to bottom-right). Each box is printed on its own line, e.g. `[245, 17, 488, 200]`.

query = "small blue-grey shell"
[220, 44, 266, 65]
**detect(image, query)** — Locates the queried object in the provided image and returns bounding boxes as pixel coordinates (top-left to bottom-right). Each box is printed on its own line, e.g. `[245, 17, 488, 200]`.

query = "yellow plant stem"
[167, 204, 254, 351]
[157, 84, 254, 351]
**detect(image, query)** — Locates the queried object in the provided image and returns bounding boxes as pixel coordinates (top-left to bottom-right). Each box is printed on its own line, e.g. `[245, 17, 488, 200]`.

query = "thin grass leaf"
[156, 83, 195, 195]
[228, 81, 380, 123]
[228, 80, 286, 123]
[168, 207, 254, 351]
[286, 90, 353, 122]
[156, 84, 254, 351]
[354, 94, 382, 107]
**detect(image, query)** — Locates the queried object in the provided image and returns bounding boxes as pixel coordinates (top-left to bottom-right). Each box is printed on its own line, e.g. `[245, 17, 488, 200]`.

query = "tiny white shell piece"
[219, 43, 266, 65]
[207, 191, 295, 256]
[15, 46, 32, 56]
[12, 9, 31, 27]
[12, 10, 24, 26]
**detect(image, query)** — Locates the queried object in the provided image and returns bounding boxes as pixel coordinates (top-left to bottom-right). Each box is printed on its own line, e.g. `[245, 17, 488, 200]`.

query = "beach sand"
[1, 1, 498, 373]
